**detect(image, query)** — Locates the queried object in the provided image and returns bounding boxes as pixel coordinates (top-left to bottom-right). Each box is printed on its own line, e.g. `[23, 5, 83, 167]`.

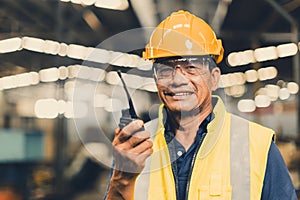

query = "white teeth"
[164, 92, 191, 96]
[174, 92, 187, 96]
[175, 92, 191, 96]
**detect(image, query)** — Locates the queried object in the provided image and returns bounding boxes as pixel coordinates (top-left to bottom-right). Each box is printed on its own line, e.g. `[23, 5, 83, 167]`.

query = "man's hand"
[106, 120, 153, 200]
[113, 119, 153, 174]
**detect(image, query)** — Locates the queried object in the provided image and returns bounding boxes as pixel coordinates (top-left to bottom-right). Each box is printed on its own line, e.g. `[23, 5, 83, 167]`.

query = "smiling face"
[154, 56, 220, 114]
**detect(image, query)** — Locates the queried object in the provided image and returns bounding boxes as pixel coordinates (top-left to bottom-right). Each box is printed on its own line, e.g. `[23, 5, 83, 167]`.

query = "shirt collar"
[164, 110, 213, 143]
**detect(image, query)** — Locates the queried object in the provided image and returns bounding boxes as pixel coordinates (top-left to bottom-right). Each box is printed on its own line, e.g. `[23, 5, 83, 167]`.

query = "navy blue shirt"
[164, 114, 297, 200]
[165, 114, 211, 200]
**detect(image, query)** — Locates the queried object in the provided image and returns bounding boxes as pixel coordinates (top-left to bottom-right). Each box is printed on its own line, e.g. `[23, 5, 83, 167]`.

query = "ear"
[210, 67, 221, 91]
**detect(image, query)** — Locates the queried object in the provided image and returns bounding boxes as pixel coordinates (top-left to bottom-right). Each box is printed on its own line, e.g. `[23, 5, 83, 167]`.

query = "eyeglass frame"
[152, 56, 217, 81]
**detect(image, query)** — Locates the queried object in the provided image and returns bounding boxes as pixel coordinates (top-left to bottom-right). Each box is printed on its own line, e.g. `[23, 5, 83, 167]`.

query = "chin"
[167, 104, 195, 113]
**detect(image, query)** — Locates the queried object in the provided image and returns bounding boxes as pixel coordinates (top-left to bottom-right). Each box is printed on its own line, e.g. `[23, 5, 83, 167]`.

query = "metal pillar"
[54, 2, 66, 197]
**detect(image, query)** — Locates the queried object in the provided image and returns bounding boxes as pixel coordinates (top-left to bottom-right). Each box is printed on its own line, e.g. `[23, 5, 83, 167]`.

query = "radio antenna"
[117, 70, 138, 118]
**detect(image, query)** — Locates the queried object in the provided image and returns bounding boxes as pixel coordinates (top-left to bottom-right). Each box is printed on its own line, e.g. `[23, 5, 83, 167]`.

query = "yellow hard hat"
[143, 10, 224, 63]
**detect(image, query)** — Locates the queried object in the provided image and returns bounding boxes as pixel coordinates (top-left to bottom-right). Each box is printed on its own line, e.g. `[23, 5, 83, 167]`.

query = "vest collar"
[199, 95, 226, 158]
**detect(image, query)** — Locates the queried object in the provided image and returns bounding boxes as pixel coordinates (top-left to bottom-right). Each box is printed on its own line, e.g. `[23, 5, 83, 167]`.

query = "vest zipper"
[184, 132, 207, 200]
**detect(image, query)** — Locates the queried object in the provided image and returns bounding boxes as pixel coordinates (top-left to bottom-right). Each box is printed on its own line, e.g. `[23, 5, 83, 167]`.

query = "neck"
[166, 104, 212, 150]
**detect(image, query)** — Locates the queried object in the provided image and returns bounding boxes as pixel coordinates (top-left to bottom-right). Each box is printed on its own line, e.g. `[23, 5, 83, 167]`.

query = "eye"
[185, 65, 197, 69]
[157, 65, 173, 76]
[184, 65, 198, 74]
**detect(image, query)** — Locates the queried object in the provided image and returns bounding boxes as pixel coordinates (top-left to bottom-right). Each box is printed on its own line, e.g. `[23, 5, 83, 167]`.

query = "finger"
[114, 120, 144, 145]
[113, 127, 121, 139]
[113, 127, 128, 144]
[122, 119, 144, 135]
[114, 129, 131, 145]
[115, 133, 151, 152]
[127, 130, 150, 147]
[125, 147, 153, 171]
[130, 140, 153, 154]
[136, 147, 153, 163]
[112, 128, 131, 146]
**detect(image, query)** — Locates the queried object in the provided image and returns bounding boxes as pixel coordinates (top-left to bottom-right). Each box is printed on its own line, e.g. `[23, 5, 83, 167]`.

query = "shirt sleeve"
[102, 162, 114, 200]
[261, 141, 298, 200]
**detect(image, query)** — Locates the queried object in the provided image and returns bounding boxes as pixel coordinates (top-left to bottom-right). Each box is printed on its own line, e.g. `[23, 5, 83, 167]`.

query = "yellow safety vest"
[135, 96, 274, 200]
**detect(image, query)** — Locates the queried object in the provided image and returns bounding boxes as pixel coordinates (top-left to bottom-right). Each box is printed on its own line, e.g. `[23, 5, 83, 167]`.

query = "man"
[104, 10, 297, 199]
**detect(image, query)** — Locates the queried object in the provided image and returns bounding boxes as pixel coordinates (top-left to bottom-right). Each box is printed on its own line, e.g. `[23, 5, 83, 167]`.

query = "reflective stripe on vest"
[230, 114, 250, 200]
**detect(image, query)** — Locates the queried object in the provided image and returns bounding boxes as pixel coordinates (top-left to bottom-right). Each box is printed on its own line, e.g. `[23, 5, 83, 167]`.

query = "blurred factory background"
[0, 0, 300, 199]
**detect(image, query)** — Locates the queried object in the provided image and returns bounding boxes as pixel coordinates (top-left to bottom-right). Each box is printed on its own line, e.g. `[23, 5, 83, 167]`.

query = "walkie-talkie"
[117, 70, 140, 129]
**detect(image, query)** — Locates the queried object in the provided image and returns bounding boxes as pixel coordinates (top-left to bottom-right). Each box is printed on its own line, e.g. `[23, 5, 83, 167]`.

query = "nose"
[172, 66, 189, 84]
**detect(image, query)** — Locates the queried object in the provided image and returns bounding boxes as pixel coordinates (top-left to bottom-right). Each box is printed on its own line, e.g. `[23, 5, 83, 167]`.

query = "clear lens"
[155, 64, 174, 79]
[153, 56, 213, 80]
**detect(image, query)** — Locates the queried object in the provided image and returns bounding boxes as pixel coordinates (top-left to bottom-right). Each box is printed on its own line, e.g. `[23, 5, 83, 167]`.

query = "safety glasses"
[153, 56, 216, 81]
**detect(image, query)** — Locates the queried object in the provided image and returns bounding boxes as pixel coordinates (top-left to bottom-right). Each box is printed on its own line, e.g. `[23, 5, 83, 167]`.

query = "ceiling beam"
[211, 0, 232, 34]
